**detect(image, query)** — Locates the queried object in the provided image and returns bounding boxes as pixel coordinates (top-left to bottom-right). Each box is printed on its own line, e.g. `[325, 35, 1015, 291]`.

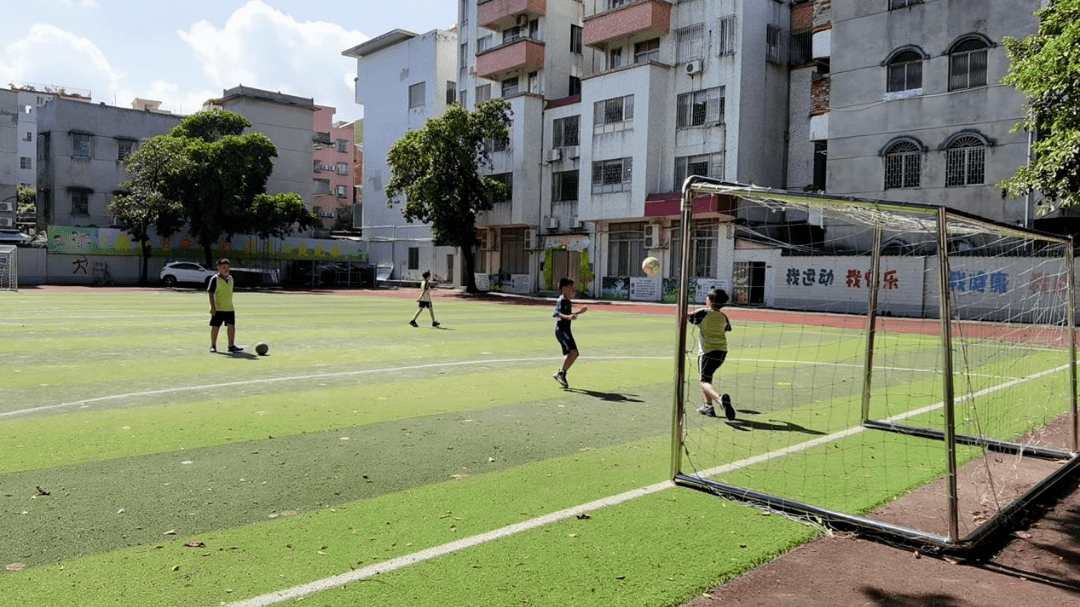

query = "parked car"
[160, 261, 216, 288]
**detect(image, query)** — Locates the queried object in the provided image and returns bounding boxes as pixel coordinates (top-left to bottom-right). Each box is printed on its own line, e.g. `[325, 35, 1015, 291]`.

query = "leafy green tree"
[1002, 0, 1080, 212]
[110, 137, 189, 285]
[384, 100, 511, 293]
[16, 185, 35, 218]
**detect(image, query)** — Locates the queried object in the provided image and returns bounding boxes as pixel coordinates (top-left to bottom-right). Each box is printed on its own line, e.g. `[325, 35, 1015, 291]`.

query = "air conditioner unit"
[0, 202, 12, 213]
[546, 217, 560, 230]
[0, 218, 13, 228]
[565, 145, 579, 160]
[644, 223, 659, 249]
[685, 60, 703, 75]
[547, 148, 562, 162]
[524, 228, 537, 250]
[570, 218, 585, 231]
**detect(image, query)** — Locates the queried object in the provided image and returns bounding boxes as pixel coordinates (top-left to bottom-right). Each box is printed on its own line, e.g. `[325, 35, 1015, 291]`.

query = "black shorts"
[555, 328, 577, 355]
[698, 350, 727, 383]
[209, 311, 236, 327]
[417, 300, 432, 309]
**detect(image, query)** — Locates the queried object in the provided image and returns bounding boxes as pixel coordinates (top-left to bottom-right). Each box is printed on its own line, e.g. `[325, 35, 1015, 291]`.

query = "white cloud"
[178, 0, 366, 118]
[0, 24, 123, 100]
[58, 0, 100, 9]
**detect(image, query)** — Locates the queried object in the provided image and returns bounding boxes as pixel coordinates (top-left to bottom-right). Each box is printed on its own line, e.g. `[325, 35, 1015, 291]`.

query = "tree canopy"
[384, 99, 512, 293]
[1002, 0, 1080, 212]
[110, 109, 319, 269]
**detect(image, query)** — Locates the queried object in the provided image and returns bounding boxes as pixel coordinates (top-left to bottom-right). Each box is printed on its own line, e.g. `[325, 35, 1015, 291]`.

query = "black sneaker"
[432, 321, 441, 327]
[720, 394, 735, 421]
[696, 403, 716, 417]
[553, 372, 568, 388]
[228, 345, 244, 353]
[209, 346, 217, 354]
[409, 320, 418, 327]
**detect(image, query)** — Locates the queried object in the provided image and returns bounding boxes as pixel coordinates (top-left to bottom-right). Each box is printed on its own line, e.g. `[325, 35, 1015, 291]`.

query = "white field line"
[0, 356, 670, 420]
[224, 361, 1072, 607]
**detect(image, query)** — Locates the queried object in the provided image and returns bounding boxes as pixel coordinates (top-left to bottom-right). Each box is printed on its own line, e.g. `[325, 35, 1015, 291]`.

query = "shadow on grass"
[563, 388, 645, 403]
[725, 416, 826, 435]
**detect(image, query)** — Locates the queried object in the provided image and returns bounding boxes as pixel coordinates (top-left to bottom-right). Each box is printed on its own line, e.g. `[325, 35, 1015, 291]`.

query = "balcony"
[478, 0, 546, 30]
[583, 0, 671, 49]
[476, 39, 545, 80]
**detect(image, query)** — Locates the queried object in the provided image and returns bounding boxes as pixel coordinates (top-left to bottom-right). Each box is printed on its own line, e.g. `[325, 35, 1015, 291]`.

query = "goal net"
[0, 245, 17, 291]
[671, 179, 1080, 551]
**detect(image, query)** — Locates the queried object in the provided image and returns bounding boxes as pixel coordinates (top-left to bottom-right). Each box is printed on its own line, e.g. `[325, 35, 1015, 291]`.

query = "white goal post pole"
[670, 177, 700, 479]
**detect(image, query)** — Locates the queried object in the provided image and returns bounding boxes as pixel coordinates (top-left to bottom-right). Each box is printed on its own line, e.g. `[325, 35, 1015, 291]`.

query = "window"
[499, 227, 529, 274]
[20, 157, 31, 169]
[476, 84, 491, 103]
[408, 247, 419, 270]
[459, 42, 469, 69]
[117, 139, 134, 160]
[883, 140, 921, 189]
[669, 222, 718, 278]
[477, 35, 493, 52]
[23, 132, 32, 142]
[501, 77, 519, 97]
[503, 24, 528, 44]
[766, 25, 783, 64]
[610, 0, 630, 8]
[569, 75, 581, 96]
[607, 222, 646, 277]
[945, 135, 986, 187]
[336, 163, 348, 175]
[609, 47, 624, 69]
[485, 133, 509, 153]
[553, 115, 579, 148]
[315, 179, 331, 195]
[594, 95, 634, 126]
[446, 81, 457, 105]
[336, 139, 349, 153]
[592, 158, 632, 194]
[949, 37, 988, 90]
[790, 29, 812, 65]
[459, 89, 468, 107]
[571, 25, 583, 54]
[887, 50, 923, 92]
[552, 170, 579, 202]
[675, 152, 724, 186]
[336, 185, 348, 198]
[491, 172, 513, 201]
[71, 189, 89, 216]
[676, 87, 724, 128]
[39, 132, 50, 160]
[889, 0, 922, 8]
[408, 82, 426, 109]
[71, 132, 91, 158]
[719, 16, 736, 56]
[634, 38, 660, 63]
[676, 24, 705, 63]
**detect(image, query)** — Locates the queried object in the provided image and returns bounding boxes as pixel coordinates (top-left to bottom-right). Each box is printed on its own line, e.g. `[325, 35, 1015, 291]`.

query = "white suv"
[160, 261, 216, 288]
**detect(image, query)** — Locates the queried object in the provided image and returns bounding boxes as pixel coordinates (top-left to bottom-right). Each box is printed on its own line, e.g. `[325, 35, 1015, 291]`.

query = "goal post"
[671, 177, 1080, 551]
[0, 245, 17, 292]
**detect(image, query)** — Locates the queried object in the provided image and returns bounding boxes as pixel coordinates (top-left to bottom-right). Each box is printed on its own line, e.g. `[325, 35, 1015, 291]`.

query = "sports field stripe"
[223, 361, 1071, 607]
[0, 355, 671, 420]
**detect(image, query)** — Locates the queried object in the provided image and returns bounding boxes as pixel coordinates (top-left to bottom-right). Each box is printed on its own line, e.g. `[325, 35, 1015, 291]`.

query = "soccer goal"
[670, 178, 1080, 551]
[0, 245, 17, 291]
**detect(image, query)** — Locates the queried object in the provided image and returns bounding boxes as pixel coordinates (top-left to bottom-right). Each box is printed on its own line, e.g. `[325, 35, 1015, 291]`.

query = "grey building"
[0, 88, 18, 229]
[35, 97, 182, 228]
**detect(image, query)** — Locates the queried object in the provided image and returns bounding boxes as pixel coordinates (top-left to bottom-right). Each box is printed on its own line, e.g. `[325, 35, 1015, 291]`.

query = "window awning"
[643, 192, 737, 217]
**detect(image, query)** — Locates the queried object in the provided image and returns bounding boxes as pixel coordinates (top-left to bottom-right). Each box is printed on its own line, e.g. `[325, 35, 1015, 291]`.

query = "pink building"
[312, 106, 358, 230]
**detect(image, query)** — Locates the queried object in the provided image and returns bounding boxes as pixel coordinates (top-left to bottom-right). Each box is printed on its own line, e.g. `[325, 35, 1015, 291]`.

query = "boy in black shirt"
[552, 277, 588, 388]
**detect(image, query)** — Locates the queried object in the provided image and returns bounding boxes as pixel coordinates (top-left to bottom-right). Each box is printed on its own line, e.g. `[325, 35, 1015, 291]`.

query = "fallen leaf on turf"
[35, 486, 50, 496]
[184, 542, 205, 548]
[172, 565, 180, 571]
[576, 513, 591, 520]
[163, 530, 177, 535]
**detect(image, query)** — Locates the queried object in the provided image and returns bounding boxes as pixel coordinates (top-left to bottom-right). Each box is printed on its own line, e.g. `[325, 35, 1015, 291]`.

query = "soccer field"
[1, 288, 1065, 606]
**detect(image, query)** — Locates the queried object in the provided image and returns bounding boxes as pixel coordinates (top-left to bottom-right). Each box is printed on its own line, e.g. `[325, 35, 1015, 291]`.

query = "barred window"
[887, 50, 923, 92]
[116, 139, 135, 161]
[676, 87, 724, 128]
[490, 172, 513, 202]
[675, 152, 724, 187]
[71, 189, 90, 215]
[71, 133, 91, 158]
[591, 158, 632, 194]
[719, 16, 736, 56]
[766, 25, 783, 64]
[676, 24, 705, 63]
[570, 25, 583, 54]
[607, 222, 647, 277]
[670, 222, 718, 278]
[884, 141, 921, 189]
[501, 77, 519, 97]
[500, 227, 529, 274]
[634, 38, 660, 64]
[945, 136, 986, 187]
[552, 170, 579, 202]
[609, 47, 624, 69]
[889, 0, 923, 9]
[593, 95, 634, 126]
[446, 80, 457, 105]
[408, 82, 425, 109]
[476, 84, 491, 103]
[949, 38, 988, 91]
[553, 116, 579, 148]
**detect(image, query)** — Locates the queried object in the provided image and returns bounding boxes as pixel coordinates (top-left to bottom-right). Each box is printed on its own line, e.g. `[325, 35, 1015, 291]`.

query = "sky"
[1, 0, 459, 124]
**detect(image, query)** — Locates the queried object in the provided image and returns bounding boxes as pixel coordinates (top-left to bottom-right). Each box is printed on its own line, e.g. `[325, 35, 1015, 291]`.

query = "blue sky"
[1, 0, 458, 123]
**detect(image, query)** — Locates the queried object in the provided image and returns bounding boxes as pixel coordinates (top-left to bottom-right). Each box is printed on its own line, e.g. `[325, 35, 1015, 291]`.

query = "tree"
[110, 137, 189, 285]
[1001, 0, 1080, 212]
[384, 99, 512, 293]
[16, 185, 35, 217]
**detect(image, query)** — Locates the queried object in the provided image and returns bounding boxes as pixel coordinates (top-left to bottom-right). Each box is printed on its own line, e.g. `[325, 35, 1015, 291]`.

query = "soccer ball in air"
[641, 256, 661, 277]
[255, 342, 270, 356]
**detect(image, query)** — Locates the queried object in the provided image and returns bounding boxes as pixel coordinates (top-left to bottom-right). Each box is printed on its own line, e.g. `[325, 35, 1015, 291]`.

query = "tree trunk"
[462, 246, 478, 294]
[140, 238, 151, 286]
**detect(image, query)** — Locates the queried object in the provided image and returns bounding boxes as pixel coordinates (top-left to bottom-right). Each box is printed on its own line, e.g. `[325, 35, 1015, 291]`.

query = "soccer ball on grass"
[255, 342, 270, 356]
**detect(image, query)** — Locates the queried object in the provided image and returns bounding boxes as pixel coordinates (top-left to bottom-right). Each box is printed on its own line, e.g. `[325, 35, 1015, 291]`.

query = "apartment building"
[35, 97, 182, 228]
[0, 88, 17, 230]
[312, 105, 357, 232]
[343, 29, 460, 284]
